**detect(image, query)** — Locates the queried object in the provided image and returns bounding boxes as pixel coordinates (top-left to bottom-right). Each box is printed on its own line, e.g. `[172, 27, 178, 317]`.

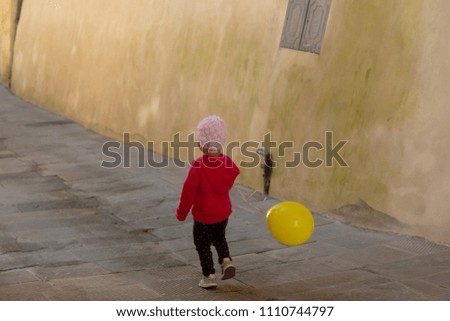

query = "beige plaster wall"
[399, 0, 450, 243]
[10, 0, 450, 243]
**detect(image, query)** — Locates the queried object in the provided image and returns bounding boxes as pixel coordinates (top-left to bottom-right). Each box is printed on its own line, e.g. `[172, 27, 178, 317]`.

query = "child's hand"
[176, 210, 187, 222]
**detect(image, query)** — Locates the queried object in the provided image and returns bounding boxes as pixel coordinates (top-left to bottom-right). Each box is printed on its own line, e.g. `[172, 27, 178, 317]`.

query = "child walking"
[176, 115, 240, 288]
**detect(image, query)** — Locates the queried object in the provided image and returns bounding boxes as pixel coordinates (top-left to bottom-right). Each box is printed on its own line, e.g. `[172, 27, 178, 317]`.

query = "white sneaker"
[198, 276, 217, 289]
[221, 261, 236, 280]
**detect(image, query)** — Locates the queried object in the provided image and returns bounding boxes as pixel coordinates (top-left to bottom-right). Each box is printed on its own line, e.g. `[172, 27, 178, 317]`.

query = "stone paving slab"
[47, 282, 161, 301]
[0, 250, 82, 273]
[366, 250, 450, 281]
[0, 281, 57, 300]
[0, 269, 40, 286]
[1, 85, 450, 301]
[30, 262, 111, 282]
[95, 253, 183, 273]
[399, 278, 450, 300]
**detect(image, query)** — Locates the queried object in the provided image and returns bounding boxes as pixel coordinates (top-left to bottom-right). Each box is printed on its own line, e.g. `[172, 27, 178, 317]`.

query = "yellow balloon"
[266, 201, 315, 246]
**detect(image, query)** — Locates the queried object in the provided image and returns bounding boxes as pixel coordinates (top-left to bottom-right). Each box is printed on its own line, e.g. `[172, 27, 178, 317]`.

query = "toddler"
[176, 115, 240, 288]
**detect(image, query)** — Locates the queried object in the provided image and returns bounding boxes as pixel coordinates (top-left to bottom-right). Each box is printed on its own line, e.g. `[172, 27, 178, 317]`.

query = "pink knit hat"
[196, 115, 227, 152]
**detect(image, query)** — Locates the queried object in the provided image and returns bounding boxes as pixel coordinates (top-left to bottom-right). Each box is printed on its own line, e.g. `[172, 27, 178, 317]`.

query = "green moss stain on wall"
[176, 24, 219, 82]
[0, 0, 21, 85]
[317, 1, 422, 128]
[265, 0, 424, 210]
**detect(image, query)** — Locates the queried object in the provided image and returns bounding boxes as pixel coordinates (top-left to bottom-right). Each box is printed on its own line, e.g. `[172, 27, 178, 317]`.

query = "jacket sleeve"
[176, 164, 200, 221]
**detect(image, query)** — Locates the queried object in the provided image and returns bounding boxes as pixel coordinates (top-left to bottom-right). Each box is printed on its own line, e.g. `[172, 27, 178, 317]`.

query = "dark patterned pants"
[193, 219, 231, 277]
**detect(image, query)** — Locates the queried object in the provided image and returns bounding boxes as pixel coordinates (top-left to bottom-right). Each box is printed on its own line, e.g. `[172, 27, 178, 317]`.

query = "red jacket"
[176, 154, 240, 224]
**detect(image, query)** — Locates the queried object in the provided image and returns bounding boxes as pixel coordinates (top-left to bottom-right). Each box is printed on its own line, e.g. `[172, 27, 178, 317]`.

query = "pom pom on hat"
[196, 115, 227, 152]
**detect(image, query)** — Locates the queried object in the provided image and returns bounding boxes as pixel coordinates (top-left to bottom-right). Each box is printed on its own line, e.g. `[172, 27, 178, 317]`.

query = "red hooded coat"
[176, 154, 240, 224]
